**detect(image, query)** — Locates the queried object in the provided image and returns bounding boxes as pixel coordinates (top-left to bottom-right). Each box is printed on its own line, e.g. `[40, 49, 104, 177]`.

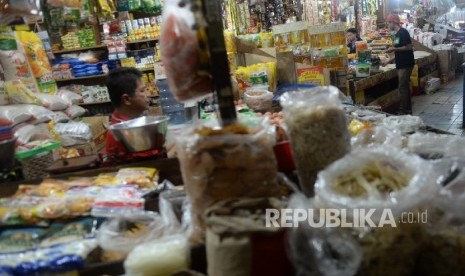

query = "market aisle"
[413, 73, 464, 135]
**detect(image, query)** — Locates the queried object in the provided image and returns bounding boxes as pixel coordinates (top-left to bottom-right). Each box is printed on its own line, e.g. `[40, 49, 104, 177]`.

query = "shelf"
[52, 45, 107, 54]
[126, 38, 159, 44]
[55, 74, 108, 83]
[138, 67, 155, 72]
[79, 96, 158, 106]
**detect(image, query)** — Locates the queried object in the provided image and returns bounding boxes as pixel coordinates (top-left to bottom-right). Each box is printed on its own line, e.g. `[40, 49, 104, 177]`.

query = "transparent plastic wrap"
[36, 94, 69, 111]
[22, 104, 56, 124]
[280, 86, 351, 197]
[314, 146, 439, 276]
[288, 194, 362, 276]
[243, 88, 274, 112]
[54, 121, 92, 147]
[415, 158, 465, 276]
[91, 186, 145, 217]
[315, 146, 438, 219]
[350, 108, 387, 123]
[407, 132, 465, 159]
[176, 118, 281, 244]
[382, 115, 425, 134]
[351, 125, 402, 149]
[0, 105, 32, 126]
[160, 0, 213, 102]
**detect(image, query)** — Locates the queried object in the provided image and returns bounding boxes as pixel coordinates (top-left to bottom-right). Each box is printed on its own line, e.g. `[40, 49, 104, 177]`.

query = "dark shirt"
[347, 37, 363, 54]
[394, 28, 415, 69]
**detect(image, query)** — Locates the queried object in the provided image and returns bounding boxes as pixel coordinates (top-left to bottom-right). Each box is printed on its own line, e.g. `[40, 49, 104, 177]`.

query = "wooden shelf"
[52, 45, 107, 54]
[55, 74, 108, 83]
[126, 38, 159, 44]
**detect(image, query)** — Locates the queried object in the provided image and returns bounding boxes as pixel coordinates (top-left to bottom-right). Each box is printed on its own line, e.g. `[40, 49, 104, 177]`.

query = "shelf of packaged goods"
[78, 96, 158, 106]
[55, 74, 108, 83]
[126, 38, 159, 44]
[52, 45, 107, 54]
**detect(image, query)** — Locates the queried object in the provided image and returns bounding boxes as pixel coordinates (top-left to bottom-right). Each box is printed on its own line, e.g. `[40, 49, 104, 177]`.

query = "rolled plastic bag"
[176, 118, 281, 244]
[288, 193, 362, 276]
[415, 158, 465, 276]
[314, 146, 439, 276]
[160, 0, 213, 102]
[280, 86, 351, 197]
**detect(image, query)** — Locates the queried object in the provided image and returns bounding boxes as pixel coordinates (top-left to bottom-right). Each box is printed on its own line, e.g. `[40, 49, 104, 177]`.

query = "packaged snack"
[0, 228, 44, 253]
[37, 94, 69, 111]
[91, 186, 145, 217]
[92, 172, 117, 186]
[64, 186, 101, 216]
[280, 86, 351, 196]
[160, 0, 214, 102]
[116, 167, 158, 189]
[40, 218, 96, 248]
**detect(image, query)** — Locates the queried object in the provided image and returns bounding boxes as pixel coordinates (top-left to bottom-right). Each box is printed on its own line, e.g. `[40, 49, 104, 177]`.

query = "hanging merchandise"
[0, 0, 41, 25]
[47, 0, 87, 9]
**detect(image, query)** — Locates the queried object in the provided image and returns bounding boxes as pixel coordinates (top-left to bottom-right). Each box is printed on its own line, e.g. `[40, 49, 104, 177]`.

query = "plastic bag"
[0, 105, 32, 126]
[234, 62, 278, 93]
[57, 89, 82, 105]
[315, 146, 438, 220]
[36, 94, 69, 111]
[425, 77, 441, 95]
[243, 88, 274, 112]
[14, 124, 42, 145]
[21, 104, 56, 124]
[54, 121, 92, 146]
[413, 158, 465, 276]
[280, 86, 351, 197]
[4, 80, 42, 105]
[407, 132, 465, 159]
[160, 0, 213, 102]
[65, 105, 87, 119]
[115, 167, 159, 189]
[287, 194, 362, 276]
[175, 118, 281, 244]
[382, 115, 424, 134]
[53, 111, 70, 123]
[124, 235, 189, 276]
[91, 186, 145, 217]
[351, 125, 403, 149]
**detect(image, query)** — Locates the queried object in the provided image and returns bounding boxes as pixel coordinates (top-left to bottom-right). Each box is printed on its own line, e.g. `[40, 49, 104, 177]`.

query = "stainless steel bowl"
[109, 116, 170, 153]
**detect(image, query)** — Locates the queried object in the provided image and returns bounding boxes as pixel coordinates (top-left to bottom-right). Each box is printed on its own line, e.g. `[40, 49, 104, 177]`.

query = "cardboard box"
[64, 143, 97, 157]
[81, 116, 109, 153]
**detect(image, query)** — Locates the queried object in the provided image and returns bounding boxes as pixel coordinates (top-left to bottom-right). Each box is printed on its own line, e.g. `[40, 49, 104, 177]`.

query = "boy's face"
[347, 32, 356, 42]
[126, 78, 149, 113]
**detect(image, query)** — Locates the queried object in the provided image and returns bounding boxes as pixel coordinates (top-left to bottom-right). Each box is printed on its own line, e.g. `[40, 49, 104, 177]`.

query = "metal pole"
[463, 62, 465, 128]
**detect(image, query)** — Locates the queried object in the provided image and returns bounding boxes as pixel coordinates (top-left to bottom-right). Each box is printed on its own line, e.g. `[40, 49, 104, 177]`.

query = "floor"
[413, 74, 464, 135]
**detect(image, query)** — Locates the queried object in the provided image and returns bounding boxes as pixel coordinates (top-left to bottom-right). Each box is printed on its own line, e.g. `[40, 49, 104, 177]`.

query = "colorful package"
[92, 172, 117, 186]
[115, 167, 158, 189]
[64, 186, 101, 216]
[91, 186, 145, 217]
[4, 80, 41, 105]
[40, 218, 96, 248]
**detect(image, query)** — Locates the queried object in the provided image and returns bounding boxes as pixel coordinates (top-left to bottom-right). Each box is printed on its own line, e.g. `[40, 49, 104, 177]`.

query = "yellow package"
[348, 119, 373, 136]
[16, 31, 57, 94]
[4, 80, 41, 104]
[116, 167, 159, 189]
[93, 172, 118, 186]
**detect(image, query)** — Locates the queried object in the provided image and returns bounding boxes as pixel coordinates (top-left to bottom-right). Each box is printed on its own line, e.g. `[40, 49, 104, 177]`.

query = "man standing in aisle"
[382, 14, 415, 115]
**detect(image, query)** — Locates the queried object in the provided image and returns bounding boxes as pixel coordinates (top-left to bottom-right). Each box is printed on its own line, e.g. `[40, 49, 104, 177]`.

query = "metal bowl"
[109, 116, 170, 153]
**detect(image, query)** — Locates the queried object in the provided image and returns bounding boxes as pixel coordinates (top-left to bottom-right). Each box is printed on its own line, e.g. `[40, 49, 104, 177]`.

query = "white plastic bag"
[407, 132, 465, 159]
[382, 115, 424, 134]
[57, 89, 83, 105]
[425, 77, 441, 95]
[54, 121, 92, 146]
[21, 104, 56, 124]
[351, 125, 403, 149]
[66, 105, 87, 119]
[53, 111, 70, 123]
[243, 88, 274, 112]
[14, 124, 39, 145]
[37, 94, 69, 111]
[0, 105, 32, 126]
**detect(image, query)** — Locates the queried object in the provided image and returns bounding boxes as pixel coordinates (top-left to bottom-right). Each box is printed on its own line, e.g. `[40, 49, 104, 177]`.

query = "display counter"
[347, 51, 438, 113]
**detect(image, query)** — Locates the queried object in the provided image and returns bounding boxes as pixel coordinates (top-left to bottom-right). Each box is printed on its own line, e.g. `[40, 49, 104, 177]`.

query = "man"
[346, 28, 363, 54]
[382, 14, 415, 115]
[105, 67, 158, 157]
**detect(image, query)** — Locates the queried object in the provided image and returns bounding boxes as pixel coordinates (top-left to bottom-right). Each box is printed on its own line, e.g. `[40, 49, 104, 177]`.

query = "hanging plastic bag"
[0, 105, 32, 126]
[280, 86, 351, 197]
[37, 94, 70, 111]
[160, 0, 214, 102]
